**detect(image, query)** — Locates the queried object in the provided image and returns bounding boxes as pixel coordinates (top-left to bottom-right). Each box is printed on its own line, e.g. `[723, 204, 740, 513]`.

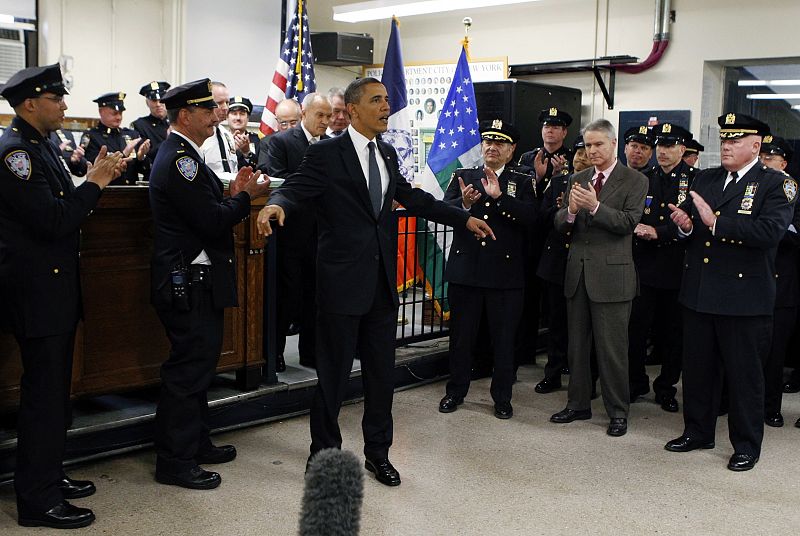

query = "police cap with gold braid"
[718, 112, 770, 139]
[761, 135, 793, 163]
[93, 92, 127, 111]
[161, 79, 218, 110]
[480, 119, 520, 144]
[538, 107, 572, 127]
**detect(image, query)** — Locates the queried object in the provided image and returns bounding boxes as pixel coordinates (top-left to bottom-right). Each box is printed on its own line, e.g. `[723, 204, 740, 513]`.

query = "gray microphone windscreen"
[299, 448, 364, 536]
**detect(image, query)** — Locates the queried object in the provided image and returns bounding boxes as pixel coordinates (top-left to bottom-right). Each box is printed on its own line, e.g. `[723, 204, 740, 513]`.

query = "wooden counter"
[0, 186, 270, 411]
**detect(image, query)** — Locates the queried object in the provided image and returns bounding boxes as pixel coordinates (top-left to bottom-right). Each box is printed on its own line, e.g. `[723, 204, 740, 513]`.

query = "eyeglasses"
[278, 119, 299, 128]
[40, 95, 65, 104]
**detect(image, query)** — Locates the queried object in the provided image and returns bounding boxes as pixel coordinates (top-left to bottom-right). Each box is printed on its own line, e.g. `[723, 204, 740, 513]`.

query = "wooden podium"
[0, 186, 270, 411]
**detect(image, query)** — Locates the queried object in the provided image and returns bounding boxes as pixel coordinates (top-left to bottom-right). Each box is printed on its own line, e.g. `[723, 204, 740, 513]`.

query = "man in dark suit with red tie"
[256, 77, 493, 486]
[666, 113, 796, 471]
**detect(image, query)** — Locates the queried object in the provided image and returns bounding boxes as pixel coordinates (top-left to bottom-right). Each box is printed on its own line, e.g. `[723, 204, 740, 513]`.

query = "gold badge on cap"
[663, 124, 672, 134]
[492, 119, 503, 129]
[150, 81, 159, 90]
[726, 113, 736, 125]
[235, 96, 242, 103]
[638, 126, 648, 134]
[207, 80, 213, 92]
[118, 92, 126, 100]
[549, 108, 558, 116]
[763, 135, 773, 144]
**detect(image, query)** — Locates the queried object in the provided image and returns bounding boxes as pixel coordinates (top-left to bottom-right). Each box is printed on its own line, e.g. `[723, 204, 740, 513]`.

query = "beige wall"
[4, 0, 799, 137]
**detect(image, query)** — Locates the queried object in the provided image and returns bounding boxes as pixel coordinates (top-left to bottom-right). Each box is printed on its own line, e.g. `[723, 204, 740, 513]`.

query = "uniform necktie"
[593, 172, 604, 196]
[367, 141, 382, 217]
[724, 171, 739, 191]
[215, 127, 231, 172]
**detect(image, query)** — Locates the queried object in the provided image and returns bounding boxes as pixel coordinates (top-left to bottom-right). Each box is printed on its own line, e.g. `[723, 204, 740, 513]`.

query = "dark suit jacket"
[267, 130, 470, 315]
[555, 163, 648, 303]
[0, 116, 102, 338]
[443, 165, 536, 289]
[256, 134, 274, 173]
[775, 199, 800, 309]
[149, 133, 251, 310]
[678, 163, 796, 316]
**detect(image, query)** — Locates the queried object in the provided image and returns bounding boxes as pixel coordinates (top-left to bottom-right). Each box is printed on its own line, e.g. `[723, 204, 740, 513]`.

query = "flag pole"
[461, 17, 472, 60]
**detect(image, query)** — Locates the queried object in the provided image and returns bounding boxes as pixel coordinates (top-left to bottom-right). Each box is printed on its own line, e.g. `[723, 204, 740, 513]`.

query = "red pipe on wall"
[616, 39, 670, 74]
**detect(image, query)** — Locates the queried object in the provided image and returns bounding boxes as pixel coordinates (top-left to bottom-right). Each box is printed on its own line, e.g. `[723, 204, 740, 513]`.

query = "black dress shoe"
[18, 501, 95, 529]
[438, 395, 463, 413]
[607, 418, 627, 437]
[494, 401, 513, 419]
[656, 394, 679, 413]
[534, 378, 562, 394]
[765, 412, 784, 428]
[727, 453, 759, 472]
[783, 379, 800, 393]
[276, 354, 286, 373]
[196, 444, 237, 464]
[550, 408, 592, 423]
[58, 475, 96, 499]
[630, 386, 650, 403]
[664, 435, 715, 452]
[156, 466, 221, 490]
[364, 458, 401, 486]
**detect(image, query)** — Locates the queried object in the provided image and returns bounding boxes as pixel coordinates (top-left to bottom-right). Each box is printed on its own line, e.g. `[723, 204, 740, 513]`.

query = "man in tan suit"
[549, 119, 648, 437]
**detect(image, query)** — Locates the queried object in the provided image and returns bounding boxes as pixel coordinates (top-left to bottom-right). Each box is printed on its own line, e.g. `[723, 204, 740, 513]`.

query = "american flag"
[259, 0, 317, 135]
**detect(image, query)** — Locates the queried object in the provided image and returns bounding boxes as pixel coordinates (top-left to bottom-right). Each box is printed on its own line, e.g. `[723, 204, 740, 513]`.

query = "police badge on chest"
[506, 181, 517, 198]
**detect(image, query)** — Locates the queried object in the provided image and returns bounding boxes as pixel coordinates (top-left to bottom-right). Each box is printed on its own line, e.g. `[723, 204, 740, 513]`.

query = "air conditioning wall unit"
[0, 27, 26, 85]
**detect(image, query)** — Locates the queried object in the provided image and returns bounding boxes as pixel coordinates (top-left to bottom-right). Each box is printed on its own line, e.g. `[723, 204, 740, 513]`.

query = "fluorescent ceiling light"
[793, 105, 800, 110]
[746, 93, 800, 100]
[0, 14, 14, 23]
[333, 0, 543, 23]
[738, 80, 800, 87]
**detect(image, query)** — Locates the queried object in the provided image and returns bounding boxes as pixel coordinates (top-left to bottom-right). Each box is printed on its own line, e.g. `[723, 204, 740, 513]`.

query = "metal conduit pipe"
[617, 0, 672, 74]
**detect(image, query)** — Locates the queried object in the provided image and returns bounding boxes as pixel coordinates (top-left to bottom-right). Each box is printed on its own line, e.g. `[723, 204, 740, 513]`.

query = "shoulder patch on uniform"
[4, 150, 31, 180]
[783, 178, 797, 203]
[176, 156, 198, 181]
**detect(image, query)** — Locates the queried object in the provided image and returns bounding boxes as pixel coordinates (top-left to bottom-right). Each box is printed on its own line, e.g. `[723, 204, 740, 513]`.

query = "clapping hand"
[481, 166, 502, 199]
[458, 176, 482, 209]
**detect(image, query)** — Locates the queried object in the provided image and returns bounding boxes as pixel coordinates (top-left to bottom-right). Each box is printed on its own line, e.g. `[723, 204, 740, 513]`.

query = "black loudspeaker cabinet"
[474, 80, 582, 161]
[311, 32, 374, 66]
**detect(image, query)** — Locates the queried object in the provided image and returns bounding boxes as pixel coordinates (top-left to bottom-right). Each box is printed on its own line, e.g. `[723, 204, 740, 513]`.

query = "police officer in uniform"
[518, 108, 574, 191]
[81, 92, 151, 185]
[0, 64, 122, 529]
[438, 120, 536, 419]
[149, 79, 269, 490]
[758, 135, 800, 428]
[227, 96, 261, 170]
[623, 125, 655, 173]
[131, 81, 171, 178]
[629, 123, 696, 412]
[534, 135, 589, 393]
[666, 113, 796, 471]
[683, 138, 705, 168]
[49, 128, 87, 176]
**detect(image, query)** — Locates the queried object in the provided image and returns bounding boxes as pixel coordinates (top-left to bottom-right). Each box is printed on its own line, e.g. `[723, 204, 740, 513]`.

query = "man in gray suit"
[549, 119, 648, 437]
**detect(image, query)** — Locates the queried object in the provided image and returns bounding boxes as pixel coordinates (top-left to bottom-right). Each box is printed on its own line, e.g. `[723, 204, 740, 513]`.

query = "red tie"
[594, 172, 605, 195]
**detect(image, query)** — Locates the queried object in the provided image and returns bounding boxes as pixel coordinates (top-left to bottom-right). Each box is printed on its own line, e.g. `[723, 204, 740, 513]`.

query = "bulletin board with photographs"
[364, 58, 507, 176]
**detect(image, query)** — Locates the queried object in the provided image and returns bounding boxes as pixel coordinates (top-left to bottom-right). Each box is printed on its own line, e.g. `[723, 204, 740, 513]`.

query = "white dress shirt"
[200, 124, 239, 183]
[301, 122, 320, 144]
[348, 125, 389, 208]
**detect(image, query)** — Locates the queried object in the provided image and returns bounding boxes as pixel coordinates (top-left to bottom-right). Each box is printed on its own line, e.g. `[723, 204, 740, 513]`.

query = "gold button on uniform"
[659, 216, 664, 221]
[481, 241, 486, 246]
[483, 214, 489, 220]
[715, 211, 721, 216]
[705, 241, 711, 247]
[738, 273, 743, 278]
[53, 268, 59, 274]
[485, 202, 490, 207]
[703, 258, 709, 263]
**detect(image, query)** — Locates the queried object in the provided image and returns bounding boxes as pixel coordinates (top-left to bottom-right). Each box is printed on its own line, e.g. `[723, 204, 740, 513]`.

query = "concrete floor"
[1, 364, 799, 535]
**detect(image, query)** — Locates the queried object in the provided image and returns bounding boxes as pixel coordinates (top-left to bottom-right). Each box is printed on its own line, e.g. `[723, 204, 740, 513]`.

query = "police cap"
[761, 135, 793, 163]
[161, 79, 218, 110]
[683, 138, 705, 154]
[139, 81, 171, 100]
[480, 119, 520, 144]
[0, 64, 68, 107]
[624, 125, 655, 147]
[572, 135, 585, 150]
[653, 123, 692, 146]
[94, 92, 126, 111]
[228, 96, 253, 113]
[718, 113, 770, 139]
[538, 107, 572, 127]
